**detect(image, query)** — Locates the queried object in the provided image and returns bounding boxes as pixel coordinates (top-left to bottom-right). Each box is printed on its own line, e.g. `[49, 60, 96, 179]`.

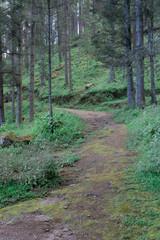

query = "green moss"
[0, 122, 159, 239]
[0, 198, 67, 222]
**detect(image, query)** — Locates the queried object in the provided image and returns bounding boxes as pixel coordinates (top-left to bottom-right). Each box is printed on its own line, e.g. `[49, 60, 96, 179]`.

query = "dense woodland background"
[1, 0, 160, 126]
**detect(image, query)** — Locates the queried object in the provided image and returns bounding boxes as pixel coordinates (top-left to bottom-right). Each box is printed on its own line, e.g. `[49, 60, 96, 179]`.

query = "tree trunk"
[73, 6, 78, 35]
[57, 0, 62, 62]
[11, 0, 16, 119]
[29, 0, 35, 122]
[92, 0, 96, 36]
[109, 22, 115, 82]
[149, 0, 156, 104]
[0, 26, 5, 127]
[78, 0, 82, 62]
[50, 14, 54, 50]
[40, 34, 45, 86]
[11, 39, 16, 120]
[68, 0, 72, 91]
[64, 0, 69, 88]
[40, 0, 45, 86]
[17, 3, 23, 125]
[24, 21, 29, 72]
[47, 0, 53, 118]
[125, 0, 134, 106]
[135, 0, 145, 108]
[132, 0, 136, 51]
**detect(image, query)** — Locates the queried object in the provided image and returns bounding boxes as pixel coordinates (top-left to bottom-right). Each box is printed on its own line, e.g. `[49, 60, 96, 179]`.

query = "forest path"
[0, 109, 135, 240]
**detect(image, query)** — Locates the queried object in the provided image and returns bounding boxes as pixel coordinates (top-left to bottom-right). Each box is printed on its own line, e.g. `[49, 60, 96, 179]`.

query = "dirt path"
[0, 109, 134, 240]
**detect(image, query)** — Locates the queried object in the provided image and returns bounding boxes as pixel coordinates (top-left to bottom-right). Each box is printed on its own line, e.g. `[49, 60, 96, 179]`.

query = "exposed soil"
[0, 109, 135, 240]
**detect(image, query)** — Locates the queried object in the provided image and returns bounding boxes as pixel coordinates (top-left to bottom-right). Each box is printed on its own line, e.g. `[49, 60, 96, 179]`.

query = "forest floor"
[0, 109, 138, 239]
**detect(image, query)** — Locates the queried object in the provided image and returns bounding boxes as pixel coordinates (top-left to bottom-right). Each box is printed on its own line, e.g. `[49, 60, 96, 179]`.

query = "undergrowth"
[113, 105, 160, 239]
[0, 184, 46, 209]
[113, 104, 160, 191]
[0, 109, 86, 208]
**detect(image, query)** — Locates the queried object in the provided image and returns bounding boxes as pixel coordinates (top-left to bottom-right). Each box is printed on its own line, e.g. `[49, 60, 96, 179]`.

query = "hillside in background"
[1, 0, 160, 238]
[3, 43, 160, 124]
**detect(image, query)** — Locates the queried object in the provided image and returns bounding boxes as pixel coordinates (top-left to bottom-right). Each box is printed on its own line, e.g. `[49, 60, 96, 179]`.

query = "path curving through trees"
[0, 109, 135, 240]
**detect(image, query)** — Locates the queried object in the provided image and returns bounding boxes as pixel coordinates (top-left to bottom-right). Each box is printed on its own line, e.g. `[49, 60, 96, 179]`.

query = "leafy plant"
[39, 114, 64, 134]
[0, 184, 45, 208]
[0, 124, 8, 133]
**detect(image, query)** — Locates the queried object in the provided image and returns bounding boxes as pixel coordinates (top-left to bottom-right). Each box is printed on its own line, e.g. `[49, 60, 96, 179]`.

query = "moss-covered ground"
[0, 109, 159, 239]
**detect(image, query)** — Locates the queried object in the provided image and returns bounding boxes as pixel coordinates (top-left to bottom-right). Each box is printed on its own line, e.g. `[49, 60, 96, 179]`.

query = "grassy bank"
[0, 109, 86, 208]
[113, 105, 160, 191]
[113, 105, 160, 239]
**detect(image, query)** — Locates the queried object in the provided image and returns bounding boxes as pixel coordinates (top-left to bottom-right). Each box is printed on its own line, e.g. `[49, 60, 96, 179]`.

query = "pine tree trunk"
[47, 0, 53, 118]
[68, 0, 72, 91]
[40, 0, 45, 86]
[17, 4, 23, 125]
[50, 14, 54, 50]
[73, 6, 78, 35]
[149, 0, 156, 104]
[125, 0, 134, 106]
[0, 27, 5, 127]
[78, 0, 82, 62]
[109, 22, 115, 82]
[24, 21, 29, 72]
[11, 0, 16, 119]
[29, 0, 35, 122]
[40, 35, 45, 86]
[132, 0, 136, 51]
[11, 38, 16, 119]
[92, 0, 96, 36]
[57, 0, 62, 63]
[135, 0, 145, 108]
[64, 0, 69, 88]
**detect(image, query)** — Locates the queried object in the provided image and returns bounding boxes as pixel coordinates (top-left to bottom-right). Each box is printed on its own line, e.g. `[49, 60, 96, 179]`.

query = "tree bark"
[64, 0, 69, 88]
[47, 0, 53, 118]
[0, 25, 5, 127]
[40, 0, 45, 86]
[78, 0, 82, 62]
[135, 0, 145, 108]
[11, 39, 16, 119]
[24, 21, 29, 72]
[125, 0, 134, 106]
[132, 0, 136, 51]
[57, 0, 62, 63]
[29, 0, 35, 122]
[109, 22, 115, 82]
[17, 3, 23, 125]
[40, 35, 45, 86]
[72, 5, 78, 35]
[11, 0, 16, 119]
[149, 0, 156, 104]
[68, 0, 72, 91]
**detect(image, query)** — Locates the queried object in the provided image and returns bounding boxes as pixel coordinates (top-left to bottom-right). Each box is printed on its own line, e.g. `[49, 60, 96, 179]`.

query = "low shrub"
[0, 110, 85, 207]
[34, 111, 85, 147]
[0, 184, 43, 208]
[0, 146, 60, 187]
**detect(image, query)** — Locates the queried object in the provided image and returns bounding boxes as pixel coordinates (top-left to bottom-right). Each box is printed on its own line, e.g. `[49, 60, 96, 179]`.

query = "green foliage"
[33, 111, 85, 147]
[113, 105, 160, 191]
[0, 108, 85, 208]
[0, 184, 45, 208]
[39, 114, 63, 135]
[0, 124, 8, 133]
[0, 146, 60, 187]
[0, 109, 85, 188]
